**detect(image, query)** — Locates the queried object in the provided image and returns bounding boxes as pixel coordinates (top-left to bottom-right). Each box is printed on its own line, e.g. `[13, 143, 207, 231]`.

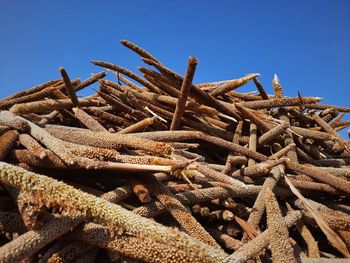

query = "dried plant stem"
[142, 58, 241, 120]
[134, 185, 261, 218]
[265, 189, 295, 263]
[241, 166, 283, 243]
[302, 103, 350, 112]
[231, 211, 301, 261]
[117, 117, 158, 134]
[258, 122, 289, 146]
[0, 130, 19, 161]
[92, 61, 163, 94]
[2, 113, 76, 165]
[0, 163, 237, 263]
[1, 79, 61, 101]
[297, 223, 320, 258]
[272, 74, 284, 98]
[45, 126, 173, 156]
[206, 227, 243, 251]
[74, 71, 106, 92]
[143, 174, 220, 248]
[248, 123, 257, 166]
[129, 130, 269, 161]
[85, 107, 131, 127]
[59, 67, 80, 107]
[240, 96, 322, 110]
[0, 213, 84, 263]
[18, 134, 47, 159]
[10, 98, 101, 115]
[209, 73, 260, 97]
[285, 160, 350, 194]
[235, 103, 271, 133]
[0, 111, 29, 131]
[313, 113, 349, 147]
[253, 77, 269, 100]
[231, 159, 285, 177]
[170, 57, 198, 130]
[0, 79, 80, 110]
[72, 107, 107, 132]
[120, 39, 160, 63]
[73, 222, 203, 263]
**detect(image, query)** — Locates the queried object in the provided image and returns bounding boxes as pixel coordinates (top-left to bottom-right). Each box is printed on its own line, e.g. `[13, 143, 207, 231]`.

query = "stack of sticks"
[0, 40, 349, 263]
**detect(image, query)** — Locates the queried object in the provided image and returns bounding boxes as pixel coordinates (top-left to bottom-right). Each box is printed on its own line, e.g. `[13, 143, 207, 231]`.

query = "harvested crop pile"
[0, 40, 349, 263]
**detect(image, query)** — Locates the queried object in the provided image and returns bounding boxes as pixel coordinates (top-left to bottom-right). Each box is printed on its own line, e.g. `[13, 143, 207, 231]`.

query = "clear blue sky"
[0, 0, 349, 135]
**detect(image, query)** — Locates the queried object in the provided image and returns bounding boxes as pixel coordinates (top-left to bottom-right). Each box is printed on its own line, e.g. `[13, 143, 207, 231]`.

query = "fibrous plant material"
[0, 39, 349, 262]
[170, 56, 197, 130]
[265, 189, 295, 262]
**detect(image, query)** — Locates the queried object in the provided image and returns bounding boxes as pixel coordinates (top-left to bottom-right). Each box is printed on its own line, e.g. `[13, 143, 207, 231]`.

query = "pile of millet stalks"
[0, 40, 349, 263]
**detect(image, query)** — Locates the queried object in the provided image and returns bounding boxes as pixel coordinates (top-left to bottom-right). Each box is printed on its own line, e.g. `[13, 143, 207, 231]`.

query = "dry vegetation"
[0, 40, 349, 262]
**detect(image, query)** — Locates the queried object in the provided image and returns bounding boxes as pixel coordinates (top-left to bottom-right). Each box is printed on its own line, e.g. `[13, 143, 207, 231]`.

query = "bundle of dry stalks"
[0, 40, 349, 263]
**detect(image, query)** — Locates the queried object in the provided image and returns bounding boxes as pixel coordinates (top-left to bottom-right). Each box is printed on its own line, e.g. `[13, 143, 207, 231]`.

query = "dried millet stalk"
[47, 241, 94, 263]
[18, 133, 47, 160]
[143, 174, 221, 248]
[265, 189, 295, 263]
[117, 116, 159, 134]
[285, 160, 350, 194]
[0, 79, 81, 110]
[0, 162, 240, 263]
[72, 107, 107, 132]
[170, 56, 198, 131]
[17, 190, 47, 230]
[0, 130, 19, 161]
[231, 211, 301, 261]
[0, 79, 61, 101]
[92, 61, 163, 94]
[272, 74, 284, 98]
[73, 222, 204, 263]
[45, 125, 173, 156]
[59, 67, 80, 107]
[241, 166, 283, 243]
[209, 73, 260, 97]
[10, 98, 101, 115]
[0, 213, 84, 263]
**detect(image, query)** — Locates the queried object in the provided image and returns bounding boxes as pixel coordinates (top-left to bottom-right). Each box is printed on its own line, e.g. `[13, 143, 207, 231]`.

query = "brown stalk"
[235, 103, 272, 133]
[120, 39, 160, 62]
[59, 67, 80, 107]
[143, 174, 220, 248]
[117, 116, 158, 134]
[285, 160, 350, 194]
[85, 107, 131, 127]
[1, 79, 61, 101]
[45, 125, 173, 156]
[10, 98, 101, 115]
[253, 77, 269, 100]
[241, 166, 284, 243]
[91, 61, 163, 94]
[265, 189, 295, 262]
[258, 122, 289, 146]
[240, 96, 322, 110]
[248, 123, 257, 166]
[209, 73, 260, 97]
[170, 56, 198, 130]
[272, 74, 284, 98]
[142, 58, 241, 120]
[231, 211, 301, 260]
[0, 130, 19, 161]
[72, 107, 107, 132]
[18, 133, 47, 160]
[0, 79, 80, 110]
